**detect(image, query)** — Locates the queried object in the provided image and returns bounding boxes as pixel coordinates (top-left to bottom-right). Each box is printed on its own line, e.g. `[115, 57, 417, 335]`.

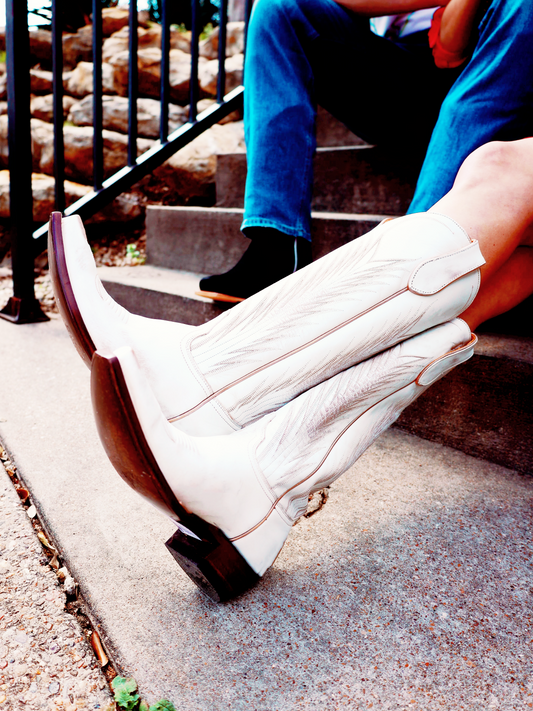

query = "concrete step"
[215, 145, 418, 215]
[315, 105, 367, 148]
[99, 262, 533, 475]
[145, 205, 387, 274]
[396, 332, 533, 475]
[99, 263, 226, 326]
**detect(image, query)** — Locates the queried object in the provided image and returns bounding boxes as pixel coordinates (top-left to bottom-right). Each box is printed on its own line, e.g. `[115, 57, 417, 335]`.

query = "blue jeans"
[410, 0, 533, 212]
[242, 0, 533, 238]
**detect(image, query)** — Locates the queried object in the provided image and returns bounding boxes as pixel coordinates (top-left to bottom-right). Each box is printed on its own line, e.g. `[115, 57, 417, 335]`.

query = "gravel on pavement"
[0, 457, 113, 711]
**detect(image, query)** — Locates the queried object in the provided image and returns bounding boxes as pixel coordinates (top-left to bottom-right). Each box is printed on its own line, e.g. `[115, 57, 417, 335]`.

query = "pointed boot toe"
[48, 213, 237, 435]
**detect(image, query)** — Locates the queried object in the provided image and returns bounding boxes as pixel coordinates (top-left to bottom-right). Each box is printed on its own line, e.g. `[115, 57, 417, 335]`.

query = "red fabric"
[429, 7, 469, 69]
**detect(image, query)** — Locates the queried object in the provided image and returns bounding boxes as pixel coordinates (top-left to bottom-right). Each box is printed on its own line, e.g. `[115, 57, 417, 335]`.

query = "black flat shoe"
[197, 231, 312, 302]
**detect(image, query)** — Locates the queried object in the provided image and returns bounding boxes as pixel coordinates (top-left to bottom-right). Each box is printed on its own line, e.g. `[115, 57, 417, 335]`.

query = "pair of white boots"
[50, 211, 484, 600]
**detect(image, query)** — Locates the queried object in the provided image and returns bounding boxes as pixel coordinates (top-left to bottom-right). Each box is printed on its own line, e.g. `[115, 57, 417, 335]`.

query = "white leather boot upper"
[111, 318, 476, 577]
[62, 213, 484, 440]
[172, 213, 484, 433]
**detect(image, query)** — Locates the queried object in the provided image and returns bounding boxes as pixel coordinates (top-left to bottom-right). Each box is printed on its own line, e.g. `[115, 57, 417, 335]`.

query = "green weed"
[111, 676, 176, 711]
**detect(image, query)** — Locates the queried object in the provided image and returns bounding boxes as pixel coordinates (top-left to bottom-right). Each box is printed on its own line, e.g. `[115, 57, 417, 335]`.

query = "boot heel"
[91, 351, 259, 602]
[165, 521, 259, 602]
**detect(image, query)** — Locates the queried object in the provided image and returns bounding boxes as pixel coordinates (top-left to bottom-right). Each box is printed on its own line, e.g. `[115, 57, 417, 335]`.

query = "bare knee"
[454, 139, 533, 195]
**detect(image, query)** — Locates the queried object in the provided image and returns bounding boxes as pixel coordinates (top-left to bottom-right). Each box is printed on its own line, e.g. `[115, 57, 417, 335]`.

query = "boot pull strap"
[409, 240, 485, 295]
[417, 334, 478, 386]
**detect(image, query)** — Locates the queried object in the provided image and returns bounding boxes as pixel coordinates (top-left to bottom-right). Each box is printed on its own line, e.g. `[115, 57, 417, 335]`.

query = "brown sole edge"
[48, 212, 95, 367]
[90, 351, 260, 602]
[195, 290, 246, 304]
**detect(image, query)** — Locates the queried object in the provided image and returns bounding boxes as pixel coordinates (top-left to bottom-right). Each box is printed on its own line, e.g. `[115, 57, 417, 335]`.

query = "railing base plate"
[0, 297, 50, 324]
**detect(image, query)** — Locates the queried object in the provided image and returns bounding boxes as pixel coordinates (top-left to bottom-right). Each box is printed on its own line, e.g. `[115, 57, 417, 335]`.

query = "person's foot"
[196, 228, 312, 302]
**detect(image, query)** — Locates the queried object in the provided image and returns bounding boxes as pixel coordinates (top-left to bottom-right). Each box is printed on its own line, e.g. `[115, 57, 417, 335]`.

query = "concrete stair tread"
[149, 204, 391, 221]
[98, 264, 210, 302]
[475, 332, 533, 364]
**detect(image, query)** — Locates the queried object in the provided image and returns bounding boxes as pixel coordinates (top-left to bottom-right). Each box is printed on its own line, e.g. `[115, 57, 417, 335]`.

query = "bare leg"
[461, 247, 533, 331]
[430, 139, 533, 283]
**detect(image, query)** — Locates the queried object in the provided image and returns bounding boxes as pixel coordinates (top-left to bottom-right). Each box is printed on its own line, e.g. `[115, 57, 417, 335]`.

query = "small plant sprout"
[111, 676, 176, 711]
[126, 243, 145, 265]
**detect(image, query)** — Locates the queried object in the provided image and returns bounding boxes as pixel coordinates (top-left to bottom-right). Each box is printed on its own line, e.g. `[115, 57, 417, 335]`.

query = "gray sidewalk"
[0, 314, 532, 710]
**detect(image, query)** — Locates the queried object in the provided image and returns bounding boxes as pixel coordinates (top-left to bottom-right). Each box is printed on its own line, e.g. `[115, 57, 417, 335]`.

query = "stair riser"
[397, 354, 533, 475]
[146, 207, 381, 273]
[216, 147, 417, 215]
[315, 105, 366, 148]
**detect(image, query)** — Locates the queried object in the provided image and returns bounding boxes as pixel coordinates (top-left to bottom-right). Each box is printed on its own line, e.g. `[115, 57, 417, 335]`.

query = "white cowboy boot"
[51, 212, 483, 437]
[90, 318, 476, 601]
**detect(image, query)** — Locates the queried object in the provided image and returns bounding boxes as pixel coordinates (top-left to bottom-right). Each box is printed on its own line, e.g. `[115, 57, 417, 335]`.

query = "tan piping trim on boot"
[229, 372, 419, 542]
[229, 335, 475, 542]
[167, 287, 408, 422]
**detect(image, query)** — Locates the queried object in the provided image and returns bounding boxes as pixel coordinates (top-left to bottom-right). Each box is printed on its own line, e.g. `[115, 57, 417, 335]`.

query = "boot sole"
[90, 351, 260, 602]
[195, 290, 245, 304]
[48, 212, 95, 368]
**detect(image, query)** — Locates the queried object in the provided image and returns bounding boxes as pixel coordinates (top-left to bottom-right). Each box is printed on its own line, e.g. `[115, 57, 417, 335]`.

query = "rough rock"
[62, 25, 93, 69]
[31, 94, 77, 122]
[109, 47, 161, 98]
[0, 171, 87, 221]
[30, 68, 54, 95]
[69, 95, 187, 138]
[153, 120, 245, 198]
[0, 117, 154, 183]
[229, 0, 246, 22]
[102, 24, 192, 63]
[109, 47, 206, 104]
[102, 32, 129, 64]
[63, 70, 73, 93]
[171, 28, 192, 54]
[199, 22, 245, 60]
[29, 28, 53, 66]
[103, 25, 161, 62]
[199, 53, 243, 97]
[40, 125, 155, 183]
[67, 61, 115, 98]
[102, 7, 131, 36]
[0, 170, 143, 223]
[0, 117, 47, 172]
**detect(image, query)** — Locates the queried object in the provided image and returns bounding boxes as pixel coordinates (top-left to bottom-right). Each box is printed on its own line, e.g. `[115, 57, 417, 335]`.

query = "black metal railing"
[1, 0, 252, 324]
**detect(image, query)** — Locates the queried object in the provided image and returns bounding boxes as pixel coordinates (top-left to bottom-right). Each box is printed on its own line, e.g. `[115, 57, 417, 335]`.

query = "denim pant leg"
[409, 0, 533, 213]
[242, 0, 449, 241]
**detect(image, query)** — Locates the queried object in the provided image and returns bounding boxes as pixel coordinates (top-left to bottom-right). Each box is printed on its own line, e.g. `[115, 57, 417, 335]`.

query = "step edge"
[146, 205, 393, 222]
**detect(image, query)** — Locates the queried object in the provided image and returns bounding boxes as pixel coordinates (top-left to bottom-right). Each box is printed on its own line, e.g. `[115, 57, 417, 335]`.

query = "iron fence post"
[128, 0, 138, 167]
[0, 0, 49, 323]
[52, 0, 66, 213]
[92, 0, 104, 191]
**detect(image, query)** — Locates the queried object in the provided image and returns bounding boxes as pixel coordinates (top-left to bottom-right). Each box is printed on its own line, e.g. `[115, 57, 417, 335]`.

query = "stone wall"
[0, 8, 245, 223]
